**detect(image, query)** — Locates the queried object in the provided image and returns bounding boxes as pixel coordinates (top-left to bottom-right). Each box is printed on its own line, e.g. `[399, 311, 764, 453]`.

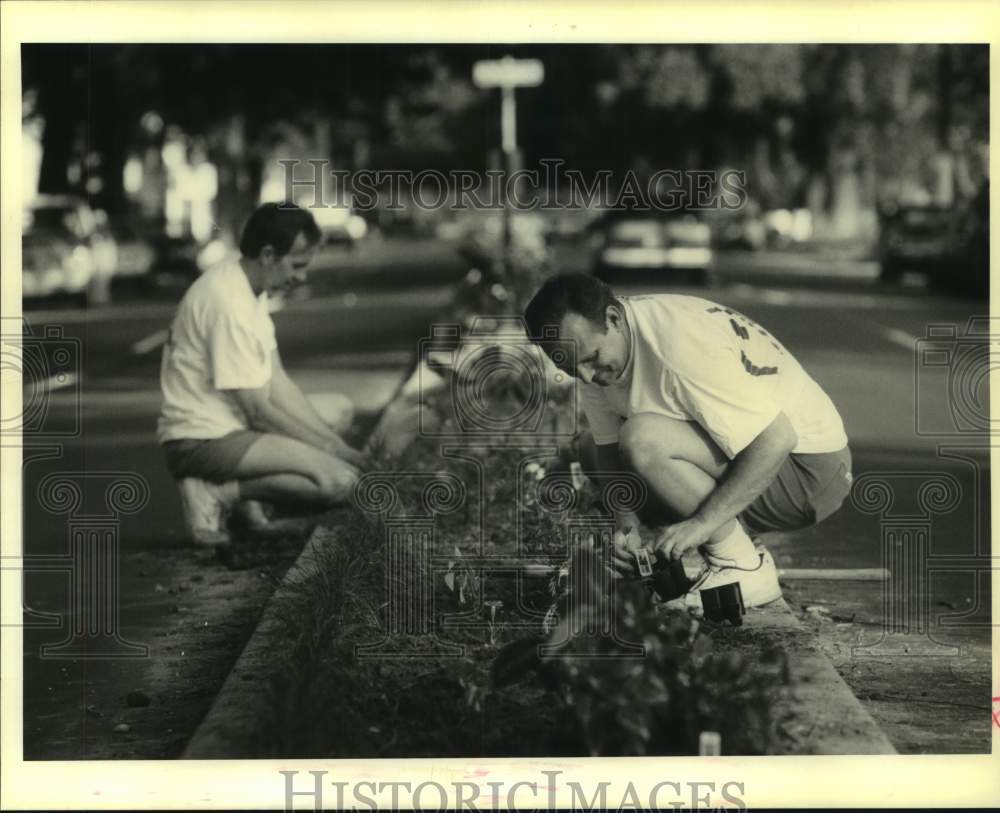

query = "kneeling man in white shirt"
[158, 202, 365, 546]
[525, 273, 853, 610]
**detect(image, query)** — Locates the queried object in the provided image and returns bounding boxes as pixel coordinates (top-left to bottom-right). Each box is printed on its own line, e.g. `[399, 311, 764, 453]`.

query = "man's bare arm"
[697, 411, 797, 533]
[655, 412, 797, 559]
[266, 351, 366, 465]
[231, 383, 339, 454]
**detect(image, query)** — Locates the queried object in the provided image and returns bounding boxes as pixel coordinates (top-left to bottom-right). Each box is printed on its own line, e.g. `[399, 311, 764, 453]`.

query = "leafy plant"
[254, 247, 787, 758]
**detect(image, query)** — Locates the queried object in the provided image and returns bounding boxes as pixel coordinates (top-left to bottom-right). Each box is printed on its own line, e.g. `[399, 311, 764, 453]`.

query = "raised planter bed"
[185, 243, 895, 759]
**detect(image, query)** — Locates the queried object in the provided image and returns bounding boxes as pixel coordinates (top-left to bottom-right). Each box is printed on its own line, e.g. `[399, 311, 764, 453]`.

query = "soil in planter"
[251, 362, 788, 757]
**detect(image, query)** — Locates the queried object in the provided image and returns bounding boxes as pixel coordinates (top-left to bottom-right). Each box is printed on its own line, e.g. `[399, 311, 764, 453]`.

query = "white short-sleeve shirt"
[157, 258, 278, 442]
[579, 294, 847, 458]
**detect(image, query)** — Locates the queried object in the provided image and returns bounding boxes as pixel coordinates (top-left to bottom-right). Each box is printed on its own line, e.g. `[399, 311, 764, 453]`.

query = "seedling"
[485, 600, 503, 646]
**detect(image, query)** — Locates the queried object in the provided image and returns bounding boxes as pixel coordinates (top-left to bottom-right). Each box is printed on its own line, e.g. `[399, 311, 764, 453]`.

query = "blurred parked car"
[105, 215, 156, 280]
[302, 203, 368, 248]
[878, 204, 953, 282]
[543, 207, 599, 243]
[878, 190, 988, 298]
[22, 220, 93, 302]
[714, 214, 767, 251]
[22, 195, 115, 303]
[592, 213, 714, 283]
[150, 233, 202, 280]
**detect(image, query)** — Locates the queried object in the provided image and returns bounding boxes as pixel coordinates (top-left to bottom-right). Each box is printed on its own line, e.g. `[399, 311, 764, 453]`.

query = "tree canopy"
[23, 44, 987, 215]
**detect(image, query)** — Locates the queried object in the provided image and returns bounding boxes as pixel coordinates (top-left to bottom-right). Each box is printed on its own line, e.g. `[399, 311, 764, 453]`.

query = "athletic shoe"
[178, 478, 235, 547]
[661, 546, 782, 614]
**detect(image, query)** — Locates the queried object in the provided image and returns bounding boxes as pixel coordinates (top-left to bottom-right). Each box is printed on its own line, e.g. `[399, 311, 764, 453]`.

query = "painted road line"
[285, 286, 453, 314]
[131, 328, 170, 355]
[778, 568, 890, 581]
[34, 372, 78, 392]
[26, 286, 454, 329]
[24, 302, 177, 325]
[757, 288, 796, 305]
[722, 283, 928, 311]
[296, 350, 414, 367]
[881, 326, 919, 351]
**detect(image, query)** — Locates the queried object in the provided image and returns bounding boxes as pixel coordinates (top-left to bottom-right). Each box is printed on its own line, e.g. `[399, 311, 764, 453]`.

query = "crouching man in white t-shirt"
[157, 202, 366, 547]
[524, 273, 853, 611]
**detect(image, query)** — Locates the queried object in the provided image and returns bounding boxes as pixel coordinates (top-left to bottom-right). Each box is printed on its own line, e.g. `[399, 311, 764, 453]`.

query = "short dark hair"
[239, 202, 321, 259]
[524, 273, 619, 350]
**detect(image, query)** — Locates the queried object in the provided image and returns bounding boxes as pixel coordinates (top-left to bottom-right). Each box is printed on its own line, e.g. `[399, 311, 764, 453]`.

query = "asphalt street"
[15, 236, 993, 755]
[563, 252, 994, 752]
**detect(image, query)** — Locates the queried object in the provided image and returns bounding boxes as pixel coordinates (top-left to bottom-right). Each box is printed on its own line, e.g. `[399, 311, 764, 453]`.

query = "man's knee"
[308, 392, 355, 436]
[620, 413, 678, 471]
[315, 461, 359, 505]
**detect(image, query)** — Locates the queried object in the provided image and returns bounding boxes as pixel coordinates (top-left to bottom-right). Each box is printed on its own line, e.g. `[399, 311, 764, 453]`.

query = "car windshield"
[608, 221, 663, 248]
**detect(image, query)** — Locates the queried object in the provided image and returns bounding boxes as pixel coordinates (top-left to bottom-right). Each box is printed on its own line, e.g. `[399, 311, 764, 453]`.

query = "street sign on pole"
[472, 55, 545, 273]
[472, 56, 544, 89]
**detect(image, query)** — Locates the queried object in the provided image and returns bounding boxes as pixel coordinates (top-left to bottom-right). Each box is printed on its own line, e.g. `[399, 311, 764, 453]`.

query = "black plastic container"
[700, 582, 745, 626]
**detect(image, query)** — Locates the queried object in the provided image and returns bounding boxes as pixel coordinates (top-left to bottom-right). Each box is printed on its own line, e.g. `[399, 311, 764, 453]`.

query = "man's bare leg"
[619, 413, 757, 567]
[233, 433, 359, 509]
[618, 412, 782, 608]
[193, 434, 361, 544]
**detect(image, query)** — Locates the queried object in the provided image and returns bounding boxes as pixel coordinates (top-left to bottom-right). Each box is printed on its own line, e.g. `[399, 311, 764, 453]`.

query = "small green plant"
[254, 246, 788, 758]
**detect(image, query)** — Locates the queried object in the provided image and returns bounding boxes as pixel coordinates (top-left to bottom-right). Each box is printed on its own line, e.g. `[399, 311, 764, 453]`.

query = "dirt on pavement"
[23, 539, 302, 760]
[782, 577, 993, 754]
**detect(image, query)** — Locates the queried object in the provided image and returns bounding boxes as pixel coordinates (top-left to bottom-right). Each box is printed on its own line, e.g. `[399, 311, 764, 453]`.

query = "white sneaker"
[663, 546, 782, 614]
[178, 478, 236, 547]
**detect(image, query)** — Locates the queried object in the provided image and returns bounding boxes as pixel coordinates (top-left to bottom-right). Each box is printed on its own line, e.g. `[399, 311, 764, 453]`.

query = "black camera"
[632, 549, 693, 603]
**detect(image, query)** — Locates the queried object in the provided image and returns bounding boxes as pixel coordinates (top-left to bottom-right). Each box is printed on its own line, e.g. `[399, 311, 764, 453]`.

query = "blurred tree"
[25, 45, 89, 197]
[599, 44, 986, 236]
[22, 43, 987, 237]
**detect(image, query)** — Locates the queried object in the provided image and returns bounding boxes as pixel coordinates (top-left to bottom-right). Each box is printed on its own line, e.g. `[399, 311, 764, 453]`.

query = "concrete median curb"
[185, 351, 427, 758]
[740, 598, 897, 754]
[185, 534, 897, 757]
[184, 335, 897, 758]
[183, 522, 344, 758]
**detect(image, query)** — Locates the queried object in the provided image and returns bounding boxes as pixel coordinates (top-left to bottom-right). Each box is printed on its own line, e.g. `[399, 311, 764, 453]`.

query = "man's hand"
[607, 543, 641, 579]
[606, 513, 645, 579]
[340, 446, 371, 470]
[325, 438, 370, 470]
[653, 517, 712, 562]
[614, 511, 641, 534]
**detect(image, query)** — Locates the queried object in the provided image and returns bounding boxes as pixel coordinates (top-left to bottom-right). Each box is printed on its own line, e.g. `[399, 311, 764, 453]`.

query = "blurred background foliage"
[22, 44, 988, 241]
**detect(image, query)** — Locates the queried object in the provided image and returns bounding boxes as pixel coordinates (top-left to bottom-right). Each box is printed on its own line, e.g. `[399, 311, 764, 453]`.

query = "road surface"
[15, 238, 993, 756]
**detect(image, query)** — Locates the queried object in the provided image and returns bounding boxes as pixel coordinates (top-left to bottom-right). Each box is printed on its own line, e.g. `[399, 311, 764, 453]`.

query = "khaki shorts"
[160, 391, 355, 483]
[162, 430, 263, 483]
[738, 446, 853, 536]
[625, 444, 853, 537]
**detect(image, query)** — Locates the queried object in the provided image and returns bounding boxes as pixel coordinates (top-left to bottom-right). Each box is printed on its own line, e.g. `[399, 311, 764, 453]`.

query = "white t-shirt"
[579, 294, 847, 458]
[157, 259, 278, 443]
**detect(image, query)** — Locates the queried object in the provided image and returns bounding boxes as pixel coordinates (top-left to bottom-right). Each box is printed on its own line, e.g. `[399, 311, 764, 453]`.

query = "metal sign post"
[472, 56, 544, 275]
